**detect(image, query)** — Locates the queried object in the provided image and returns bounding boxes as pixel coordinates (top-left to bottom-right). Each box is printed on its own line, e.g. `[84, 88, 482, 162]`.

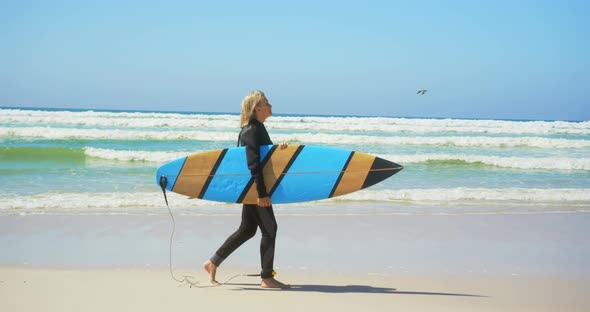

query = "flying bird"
[417, 89, 427, 95]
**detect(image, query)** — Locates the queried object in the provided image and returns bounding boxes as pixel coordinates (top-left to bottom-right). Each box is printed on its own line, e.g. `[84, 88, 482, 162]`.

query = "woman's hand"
[257, 196, 271, 207]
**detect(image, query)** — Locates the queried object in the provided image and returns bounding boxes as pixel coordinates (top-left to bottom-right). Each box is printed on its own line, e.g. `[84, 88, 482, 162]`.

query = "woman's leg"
[255, 205, 289, 289]
[204, 204, 258, 284]
[255, 205, 277, 278]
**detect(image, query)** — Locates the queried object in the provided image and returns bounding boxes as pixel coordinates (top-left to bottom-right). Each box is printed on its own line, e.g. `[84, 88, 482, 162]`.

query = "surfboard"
[156, 144, 403, 204]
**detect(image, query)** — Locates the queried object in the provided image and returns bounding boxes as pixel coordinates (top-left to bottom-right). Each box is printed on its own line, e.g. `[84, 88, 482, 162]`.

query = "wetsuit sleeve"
[241, 127, 269, 198]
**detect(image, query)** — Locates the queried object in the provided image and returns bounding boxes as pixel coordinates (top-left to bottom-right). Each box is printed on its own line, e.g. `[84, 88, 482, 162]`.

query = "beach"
[3, 0, 590, 310]
[1, 211, 589, 311]
[1, 108, 589, 310]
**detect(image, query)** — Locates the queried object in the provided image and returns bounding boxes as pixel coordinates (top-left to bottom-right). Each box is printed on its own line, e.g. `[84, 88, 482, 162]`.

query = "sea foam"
[2, 188, 589, 213]
[2, 108, 589, 135]
[81, 147, 590, 171]
[3, 127, 589, 149]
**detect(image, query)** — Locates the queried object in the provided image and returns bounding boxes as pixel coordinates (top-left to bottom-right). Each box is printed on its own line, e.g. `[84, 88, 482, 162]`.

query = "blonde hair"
[239, 90, 266, 128]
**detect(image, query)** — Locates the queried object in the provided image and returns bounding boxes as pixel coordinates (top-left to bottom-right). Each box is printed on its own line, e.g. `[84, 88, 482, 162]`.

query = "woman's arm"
[241, 126, 269, 199]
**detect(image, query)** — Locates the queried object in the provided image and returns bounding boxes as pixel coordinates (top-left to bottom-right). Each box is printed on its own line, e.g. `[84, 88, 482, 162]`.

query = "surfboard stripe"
[268, 145, 305, 197]
[166, 156, 188, 192]
[203, 145, 278, 203]
[330, 151, 375, 198]
[198, 148, 228, 199]
[240, 144, 303, 204]
[362, 157, 401, 189]
[172, 149, 227, 198]
[236, 145, 278, 203]
[276, 145, 352, 203]
[328, 151, 355, 198]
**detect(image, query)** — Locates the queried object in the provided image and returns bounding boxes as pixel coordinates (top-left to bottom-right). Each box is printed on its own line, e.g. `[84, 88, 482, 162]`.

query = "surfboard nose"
[155, 156, 187, 191]
[361, 157, 403, 189]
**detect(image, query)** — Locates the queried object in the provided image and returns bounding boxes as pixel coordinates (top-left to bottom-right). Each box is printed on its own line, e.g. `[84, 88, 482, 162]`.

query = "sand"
[1, 267, 587, 312]
[1, 212, 589, 311]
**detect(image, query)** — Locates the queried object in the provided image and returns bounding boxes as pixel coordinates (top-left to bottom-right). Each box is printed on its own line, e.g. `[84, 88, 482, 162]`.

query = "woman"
[203, 90, 290, 289]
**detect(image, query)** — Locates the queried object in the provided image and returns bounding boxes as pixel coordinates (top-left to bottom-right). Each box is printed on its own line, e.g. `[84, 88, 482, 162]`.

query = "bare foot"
[203, 260, 220, 286]
[261, 277, 290, 289]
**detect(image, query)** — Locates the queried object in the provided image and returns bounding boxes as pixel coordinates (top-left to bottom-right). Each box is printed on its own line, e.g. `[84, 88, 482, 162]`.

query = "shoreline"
[1, 212, 589, 275]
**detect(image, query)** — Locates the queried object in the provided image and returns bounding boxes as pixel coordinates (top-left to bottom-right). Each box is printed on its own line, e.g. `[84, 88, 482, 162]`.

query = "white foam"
[2, 108, 589, 135]
[334, 188, 590, 204]
[3, 127, 590, 149]
[2, 188, 589, 212]
[273, 116, 590, 135]
[84, 147, 190, 163]
[0, 191, 227, 211]
[82, 147, 590, 171]
[377, 153, 590, 171]
[0, 127, 236, 141]
[277, 133, 590, 149]
[0, 109, 239, 129]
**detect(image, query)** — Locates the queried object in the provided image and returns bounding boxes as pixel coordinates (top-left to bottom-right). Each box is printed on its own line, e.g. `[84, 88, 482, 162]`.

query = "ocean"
[1, 107, 589, 216]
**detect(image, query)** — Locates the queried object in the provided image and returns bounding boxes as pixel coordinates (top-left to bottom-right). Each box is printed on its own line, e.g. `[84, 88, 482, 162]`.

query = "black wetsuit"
[210, 119, 277, 279]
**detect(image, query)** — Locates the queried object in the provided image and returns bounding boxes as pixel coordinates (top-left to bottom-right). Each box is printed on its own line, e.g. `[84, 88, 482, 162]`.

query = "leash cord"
[159, 166, 403, 178]
[160, 176, 260, 288]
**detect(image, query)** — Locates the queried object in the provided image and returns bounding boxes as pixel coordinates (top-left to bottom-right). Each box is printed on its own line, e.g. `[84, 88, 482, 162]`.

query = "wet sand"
[1, 212, 589, 311]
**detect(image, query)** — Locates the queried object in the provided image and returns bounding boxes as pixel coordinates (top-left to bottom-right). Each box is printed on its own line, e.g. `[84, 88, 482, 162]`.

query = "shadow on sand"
[225, 283, 487, 297]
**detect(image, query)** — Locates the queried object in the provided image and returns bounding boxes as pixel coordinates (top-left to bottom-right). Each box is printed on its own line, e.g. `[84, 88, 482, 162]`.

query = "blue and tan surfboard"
[156, 144, 402, 204]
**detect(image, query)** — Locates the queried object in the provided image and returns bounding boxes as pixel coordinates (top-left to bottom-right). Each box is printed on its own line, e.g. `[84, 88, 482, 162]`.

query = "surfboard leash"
[159, 166, 404, 178]
[159, 176, 263, 288]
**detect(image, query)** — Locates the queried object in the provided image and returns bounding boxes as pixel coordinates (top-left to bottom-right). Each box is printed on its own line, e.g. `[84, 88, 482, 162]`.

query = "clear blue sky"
[2, 0, 589, 120]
